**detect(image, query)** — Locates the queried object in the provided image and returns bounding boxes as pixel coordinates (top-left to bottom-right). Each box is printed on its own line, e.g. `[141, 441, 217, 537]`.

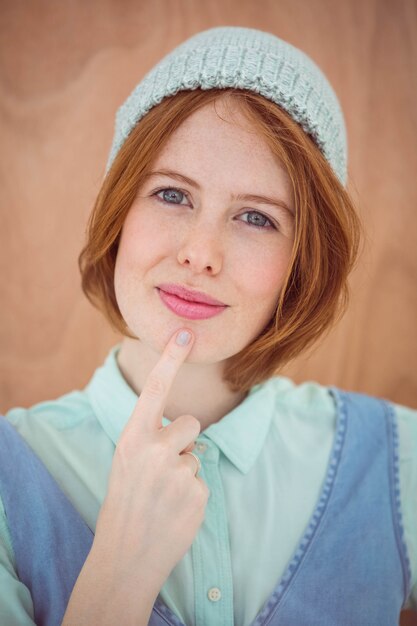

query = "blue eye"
[154, 187, 189, 205]
[153, 187, 276, 231]
[239, 211, 275, 230]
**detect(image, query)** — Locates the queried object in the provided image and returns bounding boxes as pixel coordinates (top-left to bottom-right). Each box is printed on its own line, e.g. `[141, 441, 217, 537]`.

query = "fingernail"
[176, 330, 191, 346]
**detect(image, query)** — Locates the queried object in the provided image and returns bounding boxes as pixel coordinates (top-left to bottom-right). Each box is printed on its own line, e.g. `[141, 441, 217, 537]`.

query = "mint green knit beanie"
[106, 26, 347, 185]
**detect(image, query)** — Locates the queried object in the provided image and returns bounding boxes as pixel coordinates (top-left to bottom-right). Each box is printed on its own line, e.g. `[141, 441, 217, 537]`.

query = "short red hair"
[79, 88, 362, 393]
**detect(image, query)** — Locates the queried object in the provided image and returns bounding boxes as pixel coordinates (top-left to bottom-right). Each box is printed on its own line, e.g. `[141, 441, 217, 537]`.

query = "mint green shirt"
[1, 344, 416, 625]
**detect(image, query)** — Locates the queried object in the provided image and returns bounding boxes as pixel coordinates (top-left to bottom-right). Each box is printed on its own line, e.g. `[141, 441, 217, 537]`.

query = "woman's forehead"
[148, 100, 291, 188]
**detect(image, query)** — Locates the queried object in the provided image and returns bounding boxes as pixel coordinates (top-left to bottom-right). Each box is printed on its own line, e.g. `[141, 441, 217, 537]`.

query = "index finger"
[130, 329, 194, 433]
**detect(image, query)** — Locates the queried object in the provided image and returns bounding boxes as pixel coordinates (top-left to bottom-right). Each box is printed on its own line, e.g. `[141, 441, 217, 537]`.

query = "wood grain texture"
[2, 0, 416, 411]
[1, 0, 416, 411]
[0, 0, 416, 622]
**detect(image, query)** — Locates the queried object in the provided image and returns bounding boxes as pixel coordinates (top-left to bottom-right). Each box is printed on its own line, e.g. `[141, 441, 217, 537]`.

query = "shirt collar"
[85, 344, 280, 475]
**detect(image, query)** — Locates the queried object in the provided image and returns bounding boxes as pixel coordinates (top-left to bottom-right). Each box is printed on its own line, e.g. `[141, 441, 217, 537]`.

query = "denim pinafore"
[0, 388, 411, 626]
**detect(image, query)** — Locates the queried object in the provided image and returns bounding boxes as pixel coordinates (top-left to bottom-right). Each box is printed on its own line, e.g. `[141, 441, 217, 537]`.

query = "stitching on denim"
[251, 385, 348, 625]
[385, 400, 412, 605]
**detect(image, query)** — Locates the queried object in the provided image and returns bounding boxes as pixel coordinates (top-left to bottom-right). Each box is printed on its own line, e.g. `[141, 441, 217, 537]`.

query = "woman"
[0, 26, 416, 626]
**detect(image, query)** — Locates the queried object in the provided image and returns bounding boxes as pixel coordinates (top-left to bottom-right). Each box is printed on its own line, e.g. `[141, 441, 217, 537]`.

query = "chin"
[142, 322, 237, 364]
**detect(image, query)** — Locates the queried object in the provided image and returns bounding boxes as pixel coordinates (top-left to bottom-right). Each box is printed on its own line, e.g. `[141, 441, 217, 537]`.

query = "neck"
[116, 336, 248, 431]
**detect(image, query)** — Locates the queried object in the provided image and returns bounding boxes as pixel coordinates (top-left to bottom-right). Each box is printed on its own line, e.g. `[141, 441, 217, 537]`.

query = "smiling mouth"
[157, 288, 227, 320]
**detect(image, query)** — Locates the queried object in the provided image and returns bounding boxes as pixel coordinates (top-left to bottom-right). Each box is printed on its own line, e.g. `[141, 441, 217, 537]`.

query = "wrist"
[62, 544, 161, 626]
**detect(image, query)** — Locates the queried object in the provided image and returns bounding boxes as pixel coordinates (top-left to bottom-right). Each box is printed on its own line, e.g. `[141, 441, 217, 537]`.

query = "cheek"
[114, 219, 150, 308]
[116, 212, 171, 275]
[234, 245, 291, 301]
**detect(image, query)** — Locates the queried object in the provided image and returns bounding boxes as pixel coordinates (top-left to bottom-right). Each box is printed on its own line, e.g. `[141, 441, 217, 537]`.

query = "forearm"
[62, 547, 161, 626]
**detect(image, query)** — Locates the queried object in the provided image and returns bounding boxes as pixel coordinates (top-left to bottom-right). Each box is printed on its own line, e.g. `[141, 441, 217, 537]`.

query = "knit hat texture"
[106, 26, 347, 185]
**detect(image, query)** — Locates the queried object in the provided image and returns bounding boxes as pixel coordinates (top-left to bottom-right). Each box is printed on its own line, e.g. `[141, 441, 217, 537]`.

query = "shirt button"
[207, 587, 222, 602]
[196, 442, 207, 453]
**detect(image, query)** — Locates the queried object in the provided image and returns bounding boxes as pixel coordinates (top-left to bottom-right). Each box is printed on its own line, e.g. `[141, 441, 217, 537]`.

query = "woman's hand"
[97, 327, 209, 582]
[63, 328, 209, 625]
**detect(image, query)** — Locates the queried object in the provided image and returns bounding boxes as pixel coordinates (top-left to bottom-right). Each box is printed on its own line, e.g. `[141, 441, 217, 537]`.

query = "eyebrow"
[143, 168, 294, 216]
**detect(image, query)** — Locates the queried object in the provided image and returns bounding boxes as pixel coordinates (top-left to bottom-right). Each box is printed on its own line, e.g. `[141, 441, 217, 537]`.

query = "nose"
[176, 222, 223, 275]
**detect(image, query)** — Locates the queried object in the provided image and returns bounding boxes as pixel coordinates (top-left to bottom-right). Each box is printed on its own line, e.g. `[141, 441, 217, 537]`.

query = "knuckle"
[181, 414, 201, 436]
[115, 430, 131, 456]
[144, 373, 166, 399]
[157, 436, 172, 455]
[114, 437, 135, 469]
[165, 348, 178, 363]
[196, 482, 210, 507]
[199, 480, 210, 501]
[179, 459, 194, 479]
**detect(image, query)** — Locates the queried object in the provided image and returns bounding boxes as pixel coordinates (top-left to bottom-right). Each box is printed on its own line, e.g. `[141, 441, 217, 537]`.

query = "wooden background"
[0, 0, 416, 621]
[1, 0, 417, 411]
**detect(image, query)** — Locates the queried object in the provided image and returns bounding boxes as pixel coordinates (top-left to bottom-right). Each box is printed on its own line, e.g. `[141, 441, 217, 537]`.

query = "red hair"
[79, 88, 362, 393]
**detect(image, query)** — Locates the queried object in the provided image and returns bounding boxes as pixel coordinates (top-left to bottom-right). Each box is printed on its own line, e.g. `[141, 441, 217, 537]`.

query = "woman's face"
[114, 97, 295, 365]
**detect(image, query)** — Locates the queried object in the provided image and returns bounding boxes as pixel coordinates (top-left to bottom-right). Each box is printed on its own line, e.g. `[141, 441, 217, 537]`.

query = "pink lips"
[157, 284, 227, 320]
